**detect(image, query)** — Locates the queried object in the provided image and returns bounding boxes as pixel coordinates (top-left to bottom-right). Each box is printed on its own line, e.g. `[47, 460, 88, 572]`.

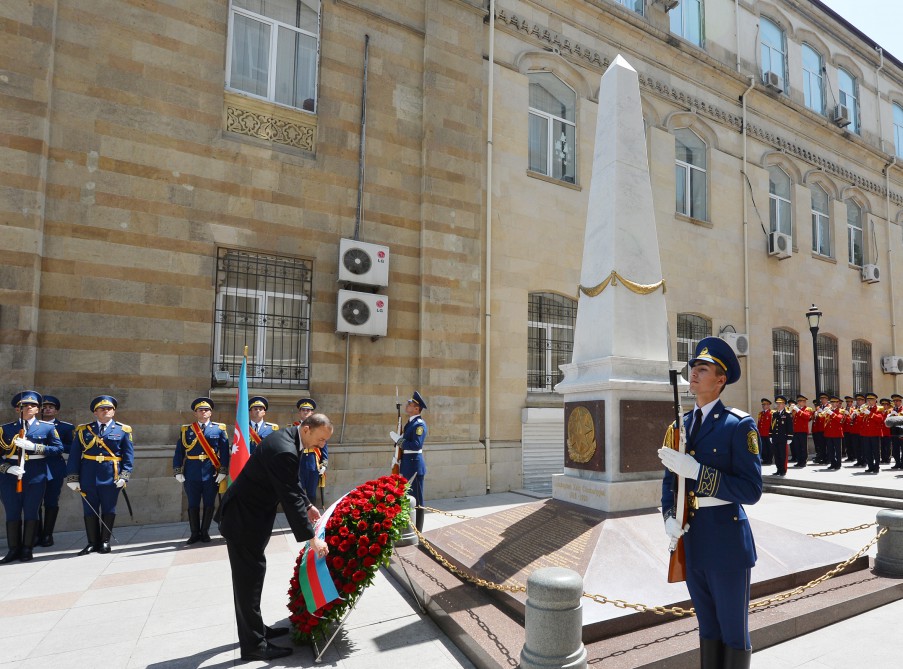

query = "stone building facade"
[2, 0, 902, 529]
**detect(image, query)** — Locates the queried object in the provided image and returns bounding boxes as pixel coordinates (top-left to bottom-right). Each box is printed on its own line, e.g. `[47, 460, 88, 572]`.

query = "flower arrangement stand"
[311, 593, 361, 663]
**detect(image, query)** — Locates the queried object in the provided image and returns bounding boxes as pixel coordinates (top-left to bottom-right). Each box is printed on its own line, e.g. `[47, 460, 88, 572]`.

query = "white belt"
[402, 450, 421, 455]
[695, 497, 730, 508]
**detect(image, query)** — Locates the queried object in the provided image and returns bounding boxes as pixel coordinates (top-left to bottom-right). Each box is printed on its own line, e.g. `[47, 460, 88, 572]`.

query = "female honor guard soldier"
[38, 395, 74, 546]
[173, 397, 229, 545]
[658, 338, 762, 669]
[295, 398, 327, 504]
[397, 391, 428, 532]
[248, 396, 278, 454]
[0, 391, 64, 563]
[66, 395, 134, 555]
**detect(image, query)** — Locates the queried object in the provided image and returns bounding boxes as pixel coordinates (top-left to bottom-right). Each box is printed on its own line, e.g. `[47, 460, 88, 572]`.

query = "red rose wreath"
[287, 473, 411, 640]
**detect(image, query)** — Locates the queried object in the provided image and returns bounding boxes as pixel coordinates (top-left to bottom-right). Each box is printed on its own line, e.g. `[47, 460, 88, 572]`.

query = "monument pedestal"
[552, 475, 660, 513]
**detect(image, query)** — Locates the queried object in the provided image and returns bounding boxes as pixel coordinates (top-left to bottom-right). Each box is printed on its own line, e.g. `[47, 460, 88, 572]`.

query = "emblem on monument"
[567, 405, 597, 463]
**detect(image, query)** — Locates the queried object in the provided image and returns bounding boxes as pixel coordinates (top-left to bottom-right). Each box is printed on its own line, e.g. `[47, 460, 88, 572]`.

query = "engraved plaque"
[620, 399, 675, 472]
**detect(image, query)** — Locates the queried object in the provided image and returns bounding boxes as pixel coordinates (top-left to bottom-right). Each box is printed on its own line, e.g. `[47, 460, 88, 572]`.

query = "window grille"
[213, 248, 312, 388]
[528, 293, 577, 391]
[817, 334, 839, 397]
[677, 314, 711, 363]
[852, 339, 872, 396]
[773, 328, 799, 399]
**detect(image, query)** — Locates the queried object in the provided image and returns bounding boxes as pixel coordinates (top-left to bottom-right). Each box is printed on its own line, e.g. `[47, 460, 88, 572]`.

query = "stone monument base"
[552, 474, 660, 512]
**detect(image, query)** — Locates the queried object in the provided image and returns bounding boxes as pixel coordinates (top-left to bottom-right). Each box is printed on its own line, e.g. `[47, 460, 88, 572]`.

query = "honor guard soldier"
[756, 398, 774, 466]
[397, 391, 428, 532]
[890, 394, 903, 469]
[248, 396, 278, 454]
[770, 396, 793, 477]
[173, 397, 229, 544]
[790, 395, 813, 467]
[657, 338, 762, 667]
[38, 395, 74, 546]
[295, 399, 327, 506]
[66, 395, 134, 555]
[0, 391, 64, 563]
[823, 396, 845, 470]
[811, 393, 830, 465]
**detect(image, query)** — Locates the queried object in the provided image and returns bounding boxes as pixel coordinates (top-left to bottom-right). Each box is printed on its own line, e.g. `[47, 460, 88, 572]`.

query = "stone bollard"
[394, 494, 419, 547]
[875, 509, 903, 577]
[520, 567, 587, 669]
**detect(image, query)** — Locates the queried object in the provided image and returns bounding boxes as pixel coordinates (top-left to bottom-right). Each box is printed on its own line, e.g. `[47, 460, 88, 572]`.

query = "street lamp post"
[806, 304, 823, 400]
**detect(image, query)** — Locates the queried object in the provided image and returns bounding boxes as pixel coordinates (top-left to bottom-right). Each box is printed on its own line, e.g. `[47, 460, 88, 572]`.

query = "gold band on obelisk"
[577, 270, 665, 298]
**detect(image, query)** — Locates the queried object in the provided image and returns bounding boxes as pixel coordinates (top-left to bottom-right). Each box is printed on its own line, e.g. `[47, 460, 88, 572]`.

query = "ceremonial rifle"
[15, 418, 26, 494]
[667, 369, 688, 583]
[391, 386, 402, 476]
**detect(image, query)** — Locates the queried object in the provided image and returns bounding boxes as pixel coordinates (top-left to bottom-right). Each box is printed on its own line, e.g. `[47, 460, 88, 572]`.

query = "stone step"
[762, 473, 903, 499]
[764, 479, 903, 509]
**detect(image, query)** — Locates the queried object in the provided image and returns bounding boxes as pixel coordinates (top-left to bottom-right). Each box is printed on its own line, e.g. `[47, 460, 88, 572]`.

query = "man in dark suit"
[219, 413, 331, 662]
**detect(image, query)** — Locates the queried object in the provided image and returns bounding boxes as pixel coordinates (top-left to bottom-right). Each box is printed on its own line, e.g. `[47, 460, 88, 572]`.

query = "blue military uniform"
[398, 391, 428, 532]
[39, 395, 74, 547]
[173, 397, 229, 544]
[659, 338, 762, 666]
[1, 391, 64, 562]
[66, 395, 134, 555]
[295, 398, 327, 505]
[248, 396, 279, 454]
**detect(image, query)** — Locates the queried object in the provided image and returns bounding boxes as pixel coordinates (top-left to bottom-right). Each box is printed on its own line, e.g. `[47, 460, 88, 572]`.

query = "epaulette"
[217, 422, 227, 430]
[76, 423, 91, 430]
[727, 407, 750, 418]
[118, 422, 132, 433]
[39, 419, 54, 425]
[181, 424, 191, 431]
[269, 422, 280, 430]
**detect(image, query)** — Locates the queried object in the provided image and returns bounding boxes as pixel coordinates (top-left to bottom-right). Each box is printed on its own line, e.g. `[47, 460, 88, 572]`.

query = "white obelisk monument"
[553, 54, 681, 512]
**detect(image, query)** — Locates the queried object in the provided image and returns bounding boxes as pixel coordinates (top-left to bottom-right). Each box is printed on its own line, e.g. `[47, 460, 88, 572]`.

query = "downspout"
[484, 0, 495, 493]
[741, 75, 756, 408]
[735, 0, 741, 72]
[877, 46, 898, 392]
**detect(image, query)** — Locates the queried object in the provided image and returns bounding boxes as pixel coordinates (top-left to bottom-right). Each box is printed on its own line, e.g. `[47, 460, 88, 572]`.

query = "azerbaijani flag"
[229, 353, 251, 484]
[297, 496, 344, 614]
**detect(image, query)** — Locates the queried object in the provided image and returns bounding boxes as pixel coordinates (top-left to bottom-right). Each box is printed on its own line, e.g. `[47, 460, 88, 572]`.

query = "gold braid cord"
[412, 506, 885, 618]
[578, 270, 665, 298]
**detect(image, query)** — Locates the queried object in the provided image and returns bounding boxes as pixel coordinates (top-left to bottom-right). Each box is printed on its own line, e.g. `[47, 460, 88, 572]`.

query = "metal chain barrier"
[413, 506, 886, 617]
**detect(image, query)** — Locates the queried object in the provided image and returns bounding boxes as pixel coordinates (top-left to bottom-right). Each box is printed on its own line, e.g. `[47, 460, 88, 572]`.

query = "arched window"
[894, 103, 903, 159]
[675, 129, 707, 220]
[802, 44, 824, 114]
[760, 18, 786, 87]
[811, 184, 831, 256]
[817, 334, 839, 397]
[773, 328, 799, 399]
[768, 166, 792, 236]
[846, 199, 864, 267]
[670, 0, 703, 47]
[528, 73, 577, 184]
[852, 340, 872, 396]
[838, 68, 859, 134]
[677, 314, 712, 363]
[528, 293, 577, 391]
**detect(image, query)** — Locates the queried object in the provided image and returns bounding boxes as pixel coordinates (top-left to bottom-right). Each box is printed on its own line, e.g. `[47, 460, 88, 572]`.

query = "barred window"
[528, 292, 577, 392]
[773, 328, 799, 399]
[852, 339, 872, 395]
[817, 333, 839, 397]
[213, 248, 312, 388]
[676, 314, 711, 363]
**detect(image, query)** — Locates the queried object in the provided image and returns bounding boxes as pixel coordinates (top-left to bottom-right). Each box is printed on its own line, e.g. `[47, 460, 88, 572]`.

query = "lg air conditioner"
[763, 71, 783, 93]
[861, 264, 880, 283]
[833, 104, 851, 128]
[720, 333, 750, 357]
[337, 238, 390, 288]
[336, 289, 388, 337]
[767, 231, 792, 259]
[882, 356, 903, 374]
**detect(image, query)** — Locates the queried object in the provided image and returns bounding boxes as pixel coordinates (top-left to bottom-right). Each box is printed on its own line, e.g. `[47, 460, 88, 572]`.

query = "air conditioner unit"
[767, 231, 792, 259]
[861, 264, 880, 283]
[762, 71, 783, 93]
[832, 104, 851, 128]
[337, 238, 390, 288]
[336, 289, 388, 337]
[720, 333, 750, 357]
[882, 356, 903, 374]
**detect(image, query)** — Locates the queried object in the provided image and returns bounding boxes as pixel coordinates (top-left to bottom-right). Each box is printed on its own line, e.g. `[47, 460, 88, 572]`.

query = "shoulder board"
[117, 422, 132, 433]
[727, 407, 750, 418]
[181, 424, 192, 431]
[77, 423, 91, 430]
[267, 422, 279, 429]
[38, 419, 54, 425]
[217, 423, 227, 430]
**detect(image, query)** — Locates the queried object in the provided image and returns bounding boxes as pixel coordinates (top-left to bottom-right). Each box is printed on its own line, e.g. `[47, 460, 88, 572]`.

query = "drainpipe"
[741, 75, 756, 408]
[735, 0, 742, 72]
[484, 0, 495, 493]
[886, 156, 898, 392]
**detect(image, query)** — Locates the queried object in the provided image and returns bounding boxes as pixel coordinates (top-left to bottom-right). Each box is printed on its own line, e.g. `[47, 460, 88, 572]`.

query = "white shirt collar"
[693, 397, 720, 427]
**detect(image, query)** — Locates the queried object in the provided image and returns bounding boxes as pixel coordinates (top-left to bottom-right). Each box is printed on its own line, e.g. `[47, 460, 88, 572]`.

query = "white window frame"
[670, 0, 704, 47]
[675, 129, 707, 220]
[846, 199, 864, 267]
[768, 166, 792, 237]
[760, 18, 786, 84]
[838, 68, 859, 135]
[893, 103, 903, 159]
[802, 44, 824, 114]
[528, 73, 577, 184]
[810, 184, 831, 257]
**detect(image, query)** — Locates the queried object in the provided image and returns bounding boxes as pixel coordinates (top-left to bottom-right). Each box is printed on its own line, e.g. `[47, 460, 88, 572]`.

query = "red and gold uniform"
[790, 399, 813, 468]
[823, 398, 845, 469]
[858, 394, 884, 473]
[756, 400, 774, 465]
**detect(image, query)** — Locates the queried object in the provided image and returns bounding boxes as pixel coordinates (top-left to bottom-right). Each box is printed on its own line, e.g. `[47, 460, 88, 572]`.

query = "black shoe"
[265, 625, 290, 639]
[186, 508, 201, 545]
[240, 642, 293, 661]
[200, 506, 215, 543]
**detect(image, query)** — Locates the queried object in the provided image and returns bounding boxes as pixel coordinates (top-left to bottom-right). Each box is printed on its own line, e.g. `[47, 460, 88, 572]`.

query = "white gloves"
[791, 404, 799, 413]
[13, 437, 36, 452]
[318, 465, 326, 476]
[861, 407, 871, 415]
[6, 465, 24, 477]
[175, 473, 185, 483]
[67, 481, 80, 491]
[390, 431, 401, 444]
[665, 516, 687, 541]
[657, 448, 701, 480]
[215, 473, 226, 484]
[115, 478, 126, 488]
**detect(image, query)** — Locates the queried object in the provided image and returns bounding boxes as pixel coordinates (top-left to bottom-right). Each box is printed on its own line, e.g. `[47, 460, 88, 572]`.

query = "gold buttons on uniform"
[689, 450, 696, 455]
[713, 449, 717, 453]
[733, 516, 738, 521]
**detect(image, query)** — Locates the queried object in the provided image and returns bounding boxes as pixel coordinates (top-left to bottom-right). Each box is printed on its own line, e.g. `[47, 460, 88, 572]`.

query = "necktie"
[689, 408, 703, 446]
[97, 422, 105, 436]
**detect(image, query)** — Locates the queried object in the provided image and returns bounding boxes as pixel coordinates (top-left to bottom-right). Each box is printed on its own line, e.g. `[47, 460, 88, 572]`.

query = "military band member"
[658, 338, 762, 668]
[248, 396, 278, 454]
[771, 396, 793, 477]
[880, 398, 893, 464]
[173, 397, 229, 544]
[38, 395, 74, 547]
[397, 391, 428, 532]
[0, 391, 64, 563]
[756, 398, 774, 466]
[790, 395, 813, 468]
[295, 398, 327, 505]
[890, 394, 903, 469]
[811, 393, 830, 465]
[842, 396, 856, 462]
[851, 393, 867, 466]
[823, 396, 845, 470]
[858, 393, 884, 474]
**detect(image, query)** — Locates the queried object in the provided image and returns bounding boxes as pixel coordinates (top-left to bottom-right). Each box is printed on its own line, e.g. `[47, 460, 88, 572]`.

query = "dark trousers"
[851, 433, 864, 464]
[79, 482, 120, 516]
[300, 470, 319, 506]
[893, 436, 903, 467]
[825, 437, 843, 469]
[686, 565, 752, 651]
[225, 536, 268, 653]
[184, 479, 217, 509]
[0, 479, 45, 522]
[880, 436, 892, 463]
[759, 436, 773, 465]
[843, 433, 855, 460]
[791, 432, 809, 466]
[43, 457, 67, 508]
[812, 431, 825, 462]
[772, 437, 788, 475]
[861, 436, 880, 472]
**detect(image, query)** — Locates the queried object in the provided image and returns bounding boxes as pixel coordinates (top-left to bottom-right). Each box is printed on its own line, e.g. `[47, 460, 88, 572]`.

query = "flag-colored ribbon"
[297, 495, 345, 614]
[229, 355, 250, 484]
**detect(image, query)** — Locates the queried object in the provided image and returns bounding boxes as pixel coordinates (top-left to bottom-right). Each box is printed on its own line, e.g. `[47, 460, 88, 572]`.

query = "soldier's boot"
[98, 514, 115, 554]
[699, 638, 724, 669]
[41, 507, 59, 547]
[19, 520, 39, 562]
[185, 508, 201, 545]
[415, 508, 425, 533]
[78, 516, 100, 555]
[722, 646, 751, 669]
[32, 508, 43, 547]
[1, 521, 22, 564]
[200, 506, 215, 543]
